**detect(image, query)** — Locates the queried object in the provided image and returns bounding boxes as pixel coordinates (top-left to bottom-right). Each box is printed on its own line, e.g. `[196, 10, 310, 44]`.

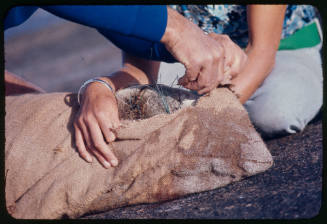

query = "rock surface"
[83, 116, 323, 219]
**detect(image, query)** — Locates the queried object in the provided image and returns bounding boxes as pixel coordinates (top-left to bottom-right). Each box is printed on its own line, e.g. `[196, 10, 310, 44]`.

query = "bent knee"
[249, 110, 306, 138]
[244, 82, 322, 138]
[244, 99, 315, 138]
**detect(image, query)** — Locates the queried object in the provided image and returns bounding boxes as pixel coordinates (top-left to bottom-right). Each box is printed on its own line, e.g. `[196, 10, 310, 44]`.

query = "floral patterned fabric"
[170, 5, 318, 48]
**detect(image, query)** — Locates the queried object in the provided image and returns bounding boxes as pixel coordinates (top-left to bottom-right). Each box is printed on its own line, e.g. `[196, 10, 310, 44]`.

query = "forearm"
[160, 7, 185, 46]
[231, 5, 286, 104]
[96, 53, 160, 93]
[231, 48, 276, 104]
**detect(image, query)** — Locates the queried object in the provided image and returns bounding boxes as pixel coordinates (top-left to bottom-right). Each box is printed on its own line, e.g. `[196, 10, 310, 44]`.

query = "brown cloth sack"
[5, 86, 273, 219]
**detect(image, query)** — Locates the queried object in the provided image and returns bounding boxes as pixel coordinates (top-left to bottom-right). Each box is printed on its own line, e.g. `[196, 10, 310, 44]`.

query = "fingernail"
[109, 132, 116, 142]
[110, 159, 118, 167]
[103, 161, 111, 168]
[86, 155, 93, 163]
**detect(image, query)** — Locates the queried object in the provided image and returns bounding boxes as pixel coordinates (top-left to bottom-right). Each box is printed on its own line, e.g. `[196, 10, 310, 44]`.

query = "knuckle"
[93, 141, 104, 150]
[193, 57, 203, 66]
[230, 70, 238, 77]
[231, 57, 240, 67]
[74, 115, 83, 124]
[76, 117, 85, 126]
[95, 111, 106, 121]
[204, 54, 214, 63]
[208, 32, 215, 38]
[233, 63, 241, 72]
[222, 34, 230, 41]
[184, 60, 191, 68]
[213, 51, 223, 60]
[215, 45, 225, 56]
[73, 122, 79, 129]
[83, 114, 93, 125]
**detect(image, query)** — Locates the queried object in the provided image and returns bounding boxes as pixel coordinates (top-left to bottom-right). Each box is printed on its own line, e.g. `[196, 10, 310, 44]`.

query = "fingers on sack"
[76, 116, 93, 152]
[91, 148, 112, 169]
[208, 32, 216, 38]
[97, 113, 118, 143]
[74, 124, 93, 163]
[93, 144, 118, 169]
[88, 122, 119, 168]
[208, 32, 220, 40]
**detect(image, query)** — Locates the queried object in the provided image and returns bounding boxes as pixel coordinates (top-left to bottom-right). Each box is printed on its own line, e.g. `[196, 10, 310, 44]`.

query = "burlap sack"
[5, 85, 273, 219]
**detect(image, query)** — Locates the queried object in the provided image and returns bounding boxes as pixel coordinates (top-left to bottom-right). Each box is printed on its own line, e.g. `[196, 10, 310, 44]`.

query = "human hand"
[73, 81, 120, 168]
[207, 33, 247, 85]
[161, 7, 226, 95]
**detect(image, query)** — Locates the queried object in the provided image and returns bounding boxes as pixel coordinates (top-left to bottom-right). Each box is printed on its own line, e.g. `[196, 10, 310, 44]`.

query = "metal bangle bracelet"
[77, 78, 114, 105]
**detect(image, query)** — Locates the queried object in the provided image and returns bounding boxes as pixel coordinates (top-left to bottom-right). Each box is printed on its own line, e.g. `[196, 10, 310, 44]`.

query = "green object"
[278, 20, 321, 50]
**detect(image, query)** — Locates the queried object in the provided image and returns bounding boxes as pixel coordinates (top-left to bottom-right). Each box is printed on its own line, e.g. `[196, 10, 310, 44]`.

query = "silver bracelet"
[77, 78, 114, 105]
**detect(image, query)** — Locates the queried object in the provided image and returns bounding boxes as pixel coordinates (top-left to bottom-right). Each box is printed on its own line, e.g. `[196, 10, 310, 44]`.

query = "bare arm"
[100, 52, 160, 91]
[231, 5, 287, 103]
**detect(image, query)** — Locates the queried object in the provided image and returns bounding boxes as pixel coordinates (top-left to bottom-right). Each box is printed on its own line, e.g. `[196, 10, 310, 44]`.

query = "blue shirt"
[5, 6, 176, 62]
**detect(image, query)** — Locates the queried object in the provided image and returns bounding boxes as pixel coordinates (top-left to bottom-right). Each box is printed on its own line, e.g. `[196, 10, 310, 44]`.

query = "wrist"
[85, 81, 114, 96]
[78, 78, 115, 105]
[231, 48, 277, 104]
[160, 7, 184, 46]
[246, 43, 277, 60]
[230, 78, 251, 104]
